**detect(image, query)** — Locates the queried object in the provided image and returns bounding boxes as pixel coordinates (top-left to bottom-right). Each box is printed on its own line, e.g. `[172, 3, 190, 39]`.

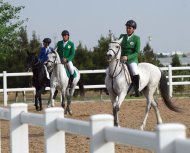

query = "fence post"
[44, 107, 65, 153]
[9, 103, 28, 153]
[168, 65, 173, 97]
[156, 123, 186, 153]
[90, 114, 114, 153]
[3, 71, 8, 106]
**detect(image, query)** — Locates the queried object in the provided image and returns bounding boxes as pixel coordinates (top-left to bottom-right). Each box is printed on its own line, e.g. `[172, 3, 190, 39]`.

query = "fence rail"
[1, 65, 190, 106]
[0, 103, 190, 153]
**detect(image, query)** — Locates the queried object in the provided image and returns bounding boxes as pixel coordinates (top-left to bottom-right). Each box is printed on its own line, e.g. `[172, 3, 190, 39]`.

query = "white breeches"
[66, 61, 74, 75]
[128, 63, 139, 76]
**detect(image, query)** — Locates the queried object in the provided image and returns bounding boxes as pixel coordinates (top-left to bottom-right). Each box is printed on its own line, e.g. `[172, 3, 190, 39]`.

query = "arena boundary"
[0, 103, 190, 153]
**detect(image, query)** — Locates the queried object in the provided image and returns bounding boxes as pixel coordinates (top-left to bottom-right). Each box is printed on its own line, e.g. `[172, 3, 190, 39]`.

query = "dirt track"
[1, 97, 190, 153]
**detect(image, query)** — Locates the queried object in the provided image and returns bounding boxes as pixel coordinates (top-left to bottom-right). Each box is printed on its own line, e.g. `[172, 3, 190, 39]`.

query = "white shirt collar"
[127, 33, 134, 40]
[63, 40, 68, 47]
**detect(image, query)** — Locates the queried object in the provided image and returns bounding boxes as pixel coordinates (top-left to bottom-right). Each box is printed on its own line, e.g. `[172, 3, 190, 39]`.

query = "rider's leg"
[128, 63, 140, 97]
[67, 61, 75, 87]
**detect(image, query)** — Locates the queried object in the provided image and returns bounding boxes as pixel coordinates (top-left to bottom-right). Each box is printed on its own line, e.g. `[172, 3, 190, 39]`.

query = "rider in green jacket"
[56, 30, 75, 87]
[119, 20, 140, 96]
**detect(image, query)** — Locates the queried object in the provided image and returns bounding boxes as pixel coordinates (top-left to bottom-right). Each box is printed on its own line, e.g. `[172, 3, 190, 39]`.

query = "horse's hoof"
[68, 110, 72, 116]
[51, 102, 55, 107]
[140, 125, 144, 131]
[64, 110, 67, 115]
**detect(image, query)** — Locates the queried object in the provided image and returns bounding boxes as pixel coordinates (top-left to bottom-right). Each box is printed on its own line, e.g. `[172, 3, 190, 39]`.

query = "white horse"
[105, 37, 180, 130]
[46, 50, 81, 115]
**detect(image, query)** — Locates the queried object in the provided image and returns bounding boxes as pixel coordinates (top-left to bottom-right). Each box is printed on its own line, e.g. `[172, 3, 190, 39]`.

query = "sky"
[6, 0, 190, 53]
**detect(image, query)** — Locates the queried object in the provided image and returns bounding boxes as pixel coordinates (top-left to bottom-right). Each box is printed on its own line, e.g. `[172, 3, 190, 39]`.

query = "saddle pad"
[65, 65, 77, 78]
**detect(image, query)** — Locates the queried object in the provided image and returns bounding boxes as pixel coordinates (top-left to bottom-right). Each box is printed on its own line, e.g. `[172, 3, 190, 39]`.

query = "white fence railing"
[0, 103, 190, 153]
[1, 65, 190, 106]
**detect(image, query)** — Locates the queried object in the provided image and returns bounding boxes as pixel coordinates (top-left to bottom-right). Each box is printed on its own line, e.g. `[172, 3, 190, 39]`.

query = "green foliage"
[171, 53, 181, 67]
[0, 0, 25, 53]
[92, 35, 110, 69]
[140, 43, 163, 66]
[170, 54, 184, 92]
[29, 31, 41, 53]
[74, 41, 93, 70]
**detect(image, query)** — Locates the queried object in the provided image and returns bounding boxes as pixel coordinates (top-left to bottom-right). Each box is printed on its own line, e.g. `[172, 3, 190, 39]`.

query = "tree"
[0, 0, 25, 53]
[171, 53, 184, 93]
[92, 35, 110, 69]
[140, 43, 162, 66]
[74, 41, 93, 70]
[171, 53, 181, 67]
[29, 31, 41, 53]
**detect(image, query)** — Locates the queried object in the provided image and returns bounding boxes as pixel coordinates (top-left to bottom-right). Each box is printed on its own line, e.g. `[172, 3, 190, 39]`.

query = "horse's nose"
[106, 54, 112, 60]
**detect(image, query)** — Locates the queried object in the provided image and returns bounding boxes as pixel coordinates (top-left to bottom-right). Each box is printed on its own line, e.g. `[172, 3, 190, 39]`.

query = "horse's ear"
[118, 37, 123, 44]
[52, 50, 56, 54]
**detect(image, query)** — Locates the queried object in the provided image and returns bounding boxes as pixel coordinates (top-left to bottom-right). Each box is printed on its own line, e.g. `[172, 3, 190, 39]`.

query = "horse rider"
[38, 38, 53, 80]
[119, 20, 140, 97]
[56, 30, 75, 88]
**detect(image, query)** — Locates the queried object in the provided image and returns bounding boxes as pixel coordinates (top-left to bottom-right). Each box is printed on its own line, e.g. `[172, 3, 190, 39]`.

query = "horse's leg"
[151, 98, 163, 124]
[34, 94, 39, 111]
[66, 87, 75, 115]
[114, 93, 126, 127]
[48, 87, 56, 107]
[15, 91, 18, 102]
[39, 94, 42, 111]
[23, 91, 26, 102]
[110, 92, 123, 127]
[61, 89, 66, 113]
[111, 95, 118, 126]
[140, 88, 152, 130]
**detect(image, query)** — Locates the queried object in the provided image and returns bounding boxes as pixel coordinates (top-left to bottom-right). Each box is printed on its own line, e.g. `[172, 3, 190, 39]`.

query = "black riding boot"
[132, 75, 140, 97]
[68, 74, 74, 88]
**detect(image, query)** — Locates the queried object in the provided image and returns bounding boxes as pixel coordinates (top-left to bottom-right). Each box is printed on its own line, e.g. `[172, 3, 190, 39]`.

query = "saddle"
[64, 65, 77, 78]
[122, 63, 139, 95]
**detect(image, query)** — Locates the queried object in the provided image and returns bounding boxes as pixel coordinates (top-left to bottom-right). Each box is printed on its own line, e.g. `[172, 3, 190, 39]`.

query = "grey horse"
[105, 37, 180, 130]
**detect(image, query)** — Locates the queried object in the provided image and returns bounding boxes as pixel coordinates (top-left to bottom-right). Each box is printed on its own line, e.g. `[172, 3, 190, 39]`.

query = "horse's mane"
[27, 53, 48, 87]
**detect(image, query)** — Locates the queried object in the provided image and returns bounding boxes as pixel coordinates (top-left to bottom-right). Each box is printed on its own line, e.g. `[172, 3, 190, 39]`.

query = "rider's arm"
[66, 42, 75, 62]
[38, 48, 44, 62]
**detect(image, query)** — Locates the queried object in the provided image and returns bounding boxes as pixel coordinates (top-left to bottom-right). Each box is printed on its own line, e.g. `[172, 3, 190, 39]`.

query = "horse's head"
[26, 51, 38, 71]
[46, 50, 58, 72]
[106, 37, 123, 62]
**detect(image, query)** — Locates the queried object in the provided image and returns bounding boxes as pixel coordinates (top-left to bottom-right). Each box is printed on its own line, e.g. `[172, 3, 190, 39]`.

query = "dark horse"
[26, 52, 58, 111]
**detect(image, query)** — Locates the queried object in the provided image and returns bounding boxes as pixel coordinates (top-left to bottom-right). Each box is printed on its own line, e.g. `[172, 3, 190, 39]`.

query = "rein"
[108, 41, 131, 95]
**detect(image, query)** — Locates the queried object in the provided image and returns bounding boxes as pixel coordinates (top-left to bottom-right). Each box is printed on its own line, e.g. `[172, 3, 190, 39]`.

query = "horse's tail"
[159, 71, 181, 112]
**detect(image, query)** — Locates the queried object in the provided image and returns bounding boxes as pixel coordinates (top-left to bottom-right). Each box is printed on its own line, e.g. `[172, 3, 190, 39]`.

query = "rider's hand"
[121, 56, 128, 63]
[61, 58, 67, 64]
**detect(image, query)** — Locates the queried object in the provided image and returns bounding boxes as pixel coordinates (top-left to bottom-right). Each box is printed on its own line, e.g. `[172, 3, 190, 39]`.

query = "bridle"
[46, 52, 57, 65]
[108, 41, 121, 59]
[108, 41, 122, 79]
[107, 41, 131, 95]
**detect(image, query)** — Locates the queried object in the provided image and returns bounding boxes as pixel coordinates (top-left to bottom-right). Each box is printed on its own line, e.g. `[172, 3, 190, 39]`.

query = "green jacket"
[56, 40, 75, 62]
[119, 34, 140, 64]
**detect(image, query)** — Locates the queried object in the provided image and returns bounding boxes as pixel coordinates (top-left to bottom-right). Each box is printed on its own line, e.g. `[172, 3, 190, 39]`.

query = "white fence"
[0, 103, 190, 153]
[1, 65, 190, 106]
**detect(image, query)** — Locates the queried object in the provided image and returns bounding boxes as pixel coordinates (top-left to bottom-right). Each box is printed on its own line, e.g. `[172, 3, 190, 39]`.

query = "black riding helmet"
[61, 30, 70, 36]
[125, 20, 137, 29]
[43, 38, 51, 44]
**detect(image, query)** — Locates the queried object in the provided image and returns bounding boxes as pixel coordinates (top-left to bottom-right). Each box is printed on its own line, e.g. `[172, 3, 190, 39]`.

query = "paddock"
[1, 96, 190, 153]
